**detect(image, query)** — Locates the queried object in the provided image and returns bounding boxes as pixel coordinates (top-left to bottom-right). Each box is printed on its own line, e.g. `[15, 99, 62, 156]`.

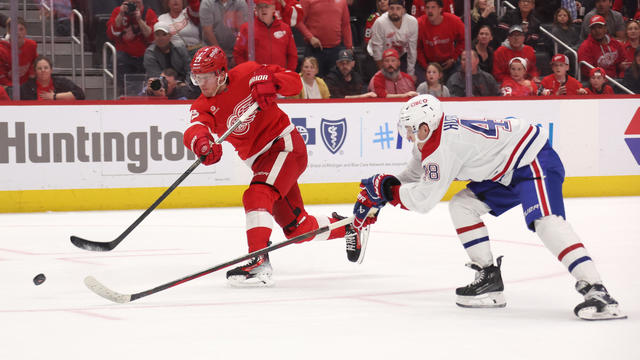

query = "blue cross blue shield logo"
[320, 118, 347, 154]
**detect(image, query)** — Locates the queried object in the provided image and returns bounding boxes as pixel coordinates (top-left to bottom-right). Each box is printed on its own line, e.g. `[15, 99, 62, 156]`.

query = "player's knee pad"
[449, 188, 491, 228]
[534, 215, 580, 255]
[242, 183, 280, 213]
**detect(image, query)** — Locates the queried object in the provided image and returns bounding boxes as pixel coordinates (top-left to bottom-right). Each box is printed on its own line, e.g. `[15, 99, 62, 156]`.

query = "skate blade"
[456, 292, 506, 308]
[577, 305, 628, 321]
[227, 274, 275, 288]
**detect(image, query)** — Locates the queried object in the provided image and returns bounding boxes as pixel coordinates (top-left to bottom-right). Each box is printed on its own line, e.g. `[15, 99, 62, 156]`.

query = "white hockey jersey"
[395, 115, 548, 213]
[366, 12, 418, 76]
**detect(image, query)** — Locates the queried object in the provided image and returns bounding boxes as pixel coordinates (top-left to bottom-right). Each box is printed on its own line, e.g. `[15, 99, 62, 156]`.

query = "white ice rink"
[1, 196, 639, 360]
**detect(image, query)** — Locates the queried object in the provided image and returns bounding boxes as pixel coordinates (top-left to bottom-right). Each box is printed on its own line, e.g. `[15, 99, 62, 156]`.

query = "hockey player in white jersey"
[352, 94, 626, 321]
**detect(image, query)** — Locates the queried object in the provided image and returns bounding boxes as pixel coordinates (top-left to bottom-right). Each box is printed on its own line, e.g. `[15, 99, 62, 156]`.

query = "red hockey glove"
[353, 190, 383, 231]
[249, 66, 277, 110]
[194, 137, 222, 165]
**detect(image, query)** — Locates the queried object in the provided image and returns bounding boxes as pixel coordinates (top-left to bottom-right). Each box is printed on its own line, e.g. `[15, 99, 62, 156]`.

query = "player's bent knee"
[449, 188, 491, 221]
[243, 184, 280, 211]
[533, 214, 565, 233]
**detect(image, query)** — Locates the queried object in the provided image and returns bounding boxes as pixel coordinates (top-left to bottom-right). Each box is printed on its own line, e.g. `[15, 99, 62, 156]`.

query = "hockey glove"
[194, 136, 223, 165]
[360, 174, 400, 204]
[249, 66, 278, 110]
[353, 189, 383, 231]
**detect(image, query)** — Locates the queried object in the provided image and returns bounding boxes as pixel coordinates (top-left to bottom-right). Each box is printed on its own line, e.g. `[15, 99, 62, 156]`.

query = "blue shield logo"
[320, 118, 347, 154]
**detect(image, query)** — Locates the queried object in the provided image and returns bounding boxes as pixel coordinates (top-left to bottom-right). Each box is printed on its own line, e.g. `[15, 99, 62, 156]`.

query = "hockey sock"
[449, 189, 494, 267]
[535, 215, 602, 285]
[243, 184, 279, 253]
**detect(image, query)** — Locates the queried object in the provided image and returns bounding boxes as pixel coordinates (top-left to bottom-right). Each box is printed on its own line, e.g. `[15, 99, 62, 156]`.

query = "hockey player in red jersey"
[183, 46, 362, 287]
[352, 94, 626, 321]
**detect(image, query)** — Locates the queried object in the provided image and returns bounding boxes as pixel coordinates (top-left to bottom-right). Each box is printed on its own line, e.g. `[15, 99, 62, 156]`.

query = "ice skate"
[226, 253, 274, 287]
[332, 212, 367, 263]
[573, 281, 627, 320]
[456, 256, 506, 308]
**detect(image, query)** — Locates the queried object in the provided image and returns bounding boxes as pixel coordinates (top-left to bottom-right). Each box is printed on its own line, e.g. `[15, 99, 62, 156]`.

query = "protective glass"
[190, 72, 218, 86]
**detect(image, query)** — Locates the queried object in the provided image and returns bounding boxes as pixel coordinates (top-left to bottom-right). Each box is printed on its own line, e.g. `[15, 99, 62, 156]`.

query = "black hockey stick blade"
[84, 216, 354, 303]
[70, 102, 259, 252]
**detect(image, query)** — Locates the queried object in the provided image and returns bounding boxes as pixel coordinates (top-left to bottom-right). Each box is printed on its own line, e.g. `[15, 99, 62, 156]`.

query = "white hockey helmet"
[397, 94, 444, 144]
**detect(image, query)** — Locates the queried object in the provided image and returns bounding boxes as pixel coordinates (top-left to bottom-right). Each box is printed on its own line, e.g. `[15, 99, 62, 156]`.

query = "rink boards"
[1, 96, 639, 212]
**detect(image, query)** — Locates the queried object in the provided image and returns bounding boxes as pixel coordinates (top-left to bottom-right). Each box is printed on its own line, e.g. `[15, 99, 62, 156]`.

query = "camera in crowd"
[124, 1, 137, 15]
[147, 76, 169, 95]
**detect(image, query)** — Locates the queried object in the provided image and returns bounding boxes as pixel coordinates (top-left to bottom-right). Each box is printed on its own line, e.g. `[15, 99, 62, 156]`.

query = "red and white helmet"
[397, 94, 444, 144]
[190, 46, 227, 75]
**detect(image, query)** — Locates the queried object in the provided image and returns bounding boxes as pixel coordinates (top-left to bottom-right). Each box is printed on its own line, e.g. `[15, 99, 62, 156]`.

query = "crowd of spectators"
[2, 0, 640, 101]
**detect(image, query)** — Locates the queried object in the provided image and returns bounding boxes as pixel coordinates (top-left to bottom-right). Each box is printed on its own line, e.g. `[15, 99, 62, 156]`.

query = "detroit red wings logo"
[227, 96, 257, 136]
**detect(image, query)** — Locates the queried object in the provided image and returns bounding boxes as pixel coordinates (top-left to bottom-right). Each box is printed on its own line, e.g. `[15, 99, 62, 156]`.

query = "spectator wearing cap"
[446, 49, 500, 97]
[157, 0, 202, 58]
[233, 0, 297, 71]
[492, 25, 539, 83]
[540, 54, 588, 95]
[0, 17, 38, 87]
[581, 0, 625, 40]
[417, 0, 465, 83]
[200, 0, 248, 67]
[368, 48, 418, 98]
[496, 0, 542, 48]
[578, 15, 628, 78]
[325, 49, 377, 98]
[500, 57, 537, 96]
[297, 0, 352, 76]
[367, 0, 418, 78]
[107, 0, 158, 90]
[585, 66, 615, 93]
[143, 22, 191, 81]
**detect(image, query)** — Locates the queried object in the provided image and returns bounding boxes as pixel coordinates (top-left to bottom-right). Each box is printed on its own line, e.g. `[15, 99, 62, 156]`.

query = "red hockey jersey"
[185, 62, 302, 161]
[233, 17, 298, 71]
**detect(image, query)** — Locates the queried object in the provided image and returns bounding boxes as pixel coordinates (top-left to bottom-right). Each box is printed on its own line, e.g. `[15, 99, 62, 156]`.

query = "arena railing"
[538, 27, 580, 79]
[102, 42, 117, 100]
[70, 9, 85, 92]
[578, 61, 635, 94]
[39, 0, 55, 67]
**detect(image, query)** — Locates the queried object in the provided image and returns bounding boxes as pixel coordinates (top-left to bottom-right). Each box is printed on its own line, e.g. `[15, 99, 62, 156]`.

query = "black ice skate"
[226, 253, 274, 287]
[574, 281, 627, 320]
[332, 212, 368, 263]
[456, 256, 506, 308]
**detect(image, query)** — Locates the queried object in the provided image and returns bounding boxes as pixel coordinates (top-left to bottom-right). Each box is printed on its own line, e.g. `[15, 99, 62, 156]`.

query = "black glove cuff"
[381, 175, 401, 202]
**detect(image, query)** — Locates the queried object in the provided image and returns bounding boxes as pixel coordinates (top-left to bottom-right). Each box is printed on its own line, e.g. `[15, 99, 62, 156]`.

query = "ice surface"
[1, 197, 638, 359]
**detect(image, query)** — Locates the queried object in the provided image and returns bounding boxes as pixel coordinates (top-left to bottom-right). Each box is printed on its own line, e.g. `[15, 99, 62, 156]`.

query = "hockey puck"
[33, 273, 46, 286]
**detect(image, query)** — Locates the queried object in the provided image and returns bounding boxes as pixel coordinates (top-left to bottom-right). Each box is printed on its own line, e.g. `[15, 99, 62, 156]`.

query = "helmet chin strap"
[212, 72, 228, 95]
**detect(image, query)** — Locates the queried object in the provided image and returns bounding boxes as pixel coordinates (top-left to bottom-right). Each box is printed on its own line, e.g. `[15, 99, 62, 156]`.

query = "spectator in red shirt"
[298, 0, 353, 76]
[578, 15, 628, 78]
[0, 85, 9, 100]
[368, 48, 418, 98]
[233, 0, 297, 71]
[585, 66, 615, 93]
[107, 0, 157, 94]
[0, 17, 38, 87]
[500, 57, 538, 96]
[417, 0, 465, 83]
[540, 54, 588, 95]
[492, 24, 539, 83]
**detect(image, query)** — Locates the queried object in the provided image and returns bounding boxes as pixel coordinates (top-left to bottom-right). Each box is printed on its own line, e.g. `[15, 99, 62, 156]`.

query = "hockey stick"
[70, 102, 260, 252]
[84, 215, 355, 303]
